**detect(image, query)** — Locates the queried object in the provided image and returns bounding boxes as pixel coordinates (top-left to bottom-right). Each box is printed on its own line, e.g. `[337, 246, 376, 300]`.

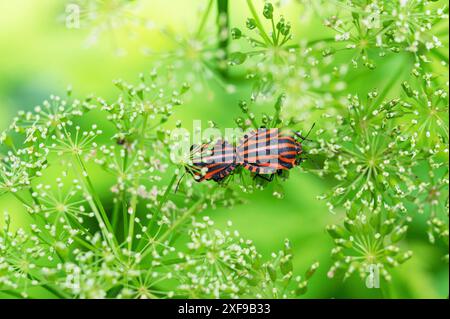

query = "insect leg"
[174, 172, 186, 193]
[254, 173, 275, 182]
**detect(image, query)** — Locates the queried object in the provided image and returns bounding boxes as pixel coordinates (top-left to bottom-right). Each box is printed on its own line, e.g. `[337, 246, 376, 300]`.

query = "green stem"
[285, 37, 336, 50]
[28, 187, 40, 206]
[11, 192, 31, 207]
[121, 151, 129, 239]
[112, 197, 120, 234]
[11, 192, 67, 262]
[74, 154, 120, 257]
[158, 174, 179, 212]
[27, 270, 71, 299]
[75, 154, 114, 236]
[271, 18, 277, 45]
[41, 283, 70, 299]
[380, 281, 392, 299]
[246, 0, 272, 45]
[217, 0, 229, 45]
[140, 114, 149, 144]
[127, 114, 150, 251]
[373, 57, 410, 107]
[122, 192, 128, 240]
[429, 47, 449, 64]
[148, 173, 178, 229]
[72, 235, 98, 252]
[217, 0, 230, 76]
[196, 0, 214, 38]
[158, 197, 204, 244]
[0, 290, 23, 299]
[127, 186, 138, 251]
[138, 173, 179, 250]
[141, 197, 205, 259]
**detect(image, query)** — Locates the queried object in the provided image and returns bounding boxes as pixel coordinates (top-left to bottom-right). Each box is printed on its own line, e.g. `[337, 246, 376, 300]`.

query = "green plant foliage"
[0, 0, 448, 299]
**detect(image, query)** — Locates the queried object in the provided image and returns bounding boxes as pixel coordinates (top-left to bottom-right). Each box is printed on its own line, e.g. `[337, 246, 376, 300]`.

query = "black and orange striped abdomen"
[237, 128, 302, 175]
[188, 140, 236, 182]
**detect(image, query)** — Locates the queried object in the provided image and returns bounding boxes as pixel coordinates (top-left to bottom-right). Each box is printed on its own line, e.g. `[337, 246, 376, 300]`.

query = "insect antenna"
[174, 172, 187, 193]
[295, 122, 316, 141]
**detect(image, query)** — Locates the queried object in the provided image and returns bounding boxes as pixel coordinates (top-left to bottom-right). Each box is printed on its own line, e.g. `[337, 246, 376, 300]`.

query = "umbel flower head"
[0, 149, 47, 197]
[322, 0, 449, 68]
[177, 220, 319, 299]
[316, 92, 416, 213]
[230, 1, 346, 125]
[230, 1, 294, 68]
[144, 2, 235, 98]
[7, 94, 85, 143]
[399, 77, 449, 150]
[98, 68, 189, 143]
[327, 207, 412, 282]
[65, 0, 153, 54]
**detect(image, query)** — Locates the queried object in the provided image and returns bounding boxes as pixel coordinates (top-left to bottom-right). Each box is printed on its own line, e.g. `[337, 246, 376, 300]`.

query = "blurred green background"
[0, 0, 447, 298]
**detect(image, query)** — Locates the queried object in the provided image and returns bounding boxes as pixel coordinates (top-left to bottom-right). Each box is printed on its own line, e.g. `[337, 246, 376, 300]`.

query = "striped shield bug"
[178, 123, 314, 188]
[236, 124, 315, 181]
[185, 139, 237, 182]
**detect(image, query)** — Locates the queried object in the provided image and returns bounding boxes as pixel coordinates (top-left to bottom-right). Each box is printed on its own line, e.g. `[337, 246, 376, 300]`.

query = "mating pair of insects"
[184, 124, 315, 183]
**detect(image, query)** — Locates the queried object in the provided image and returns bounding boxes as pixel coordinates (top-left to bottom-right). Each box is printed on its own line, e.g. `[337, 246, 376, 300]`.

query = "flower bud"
[272, 183, 285, 199]
[246, 18, 257, 30]
[295, 281, 308, 295]
[381, 218, 395, 235]
[263, 3, 273, 19]
[280, 255, 293, 275]
[283, 239, 293, 256]
[267, 264, 277, 282]
[274, 93, 286, 111]
[246, 272, 260, 286]
[231, 27, 242, 40]
[239, 100, 248, 113]
[344, 219, 357, 233]
[401, 81, 414, 97]
[391, 225, 408, 243]
[305, 262, 319, 279]
[396, 251, 413, 264]
[235, 117, 245, 129]
[326, 224, 346, 239]
[180, 82, 190, 94]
